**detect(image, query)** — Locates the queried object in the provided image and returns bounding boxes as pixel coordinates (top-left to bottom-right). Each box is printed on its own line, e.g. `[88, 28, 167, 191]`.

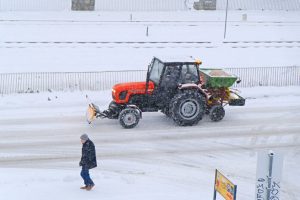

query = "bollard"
[146, 26, 149, 37]
[242, 14, 247, 21]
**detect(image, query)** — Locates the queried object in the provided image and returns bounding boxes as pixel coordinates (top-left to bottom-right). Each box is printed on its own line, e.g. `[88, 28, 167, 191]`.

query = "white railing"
[0, 67, 299, 94]
[0, 0, 71, 11]
[95, 0, 188, 11]
[2, 0, 300, 11]
[227, 66, 300, 87]
[216, 0, 300, 10]
[0, 0, 188, 11]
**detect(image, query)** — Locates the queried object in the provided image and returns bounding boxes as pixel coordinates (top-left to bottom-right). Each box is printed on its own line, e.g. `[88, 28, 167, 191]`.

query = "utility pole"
[224, 0, 229, 39]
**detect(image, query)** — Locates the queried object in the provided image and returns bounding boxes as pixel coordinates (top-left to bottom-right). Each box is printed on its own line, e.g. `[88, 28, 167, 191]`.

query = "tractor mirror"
[236, 79, 241, 84]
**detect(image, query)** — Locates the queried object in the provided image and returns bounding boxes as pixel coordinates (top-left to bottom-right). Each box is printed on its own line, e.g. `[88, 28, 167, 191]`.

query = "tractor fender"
[126, 104, 143, 119]
[178, 83, 198, 89]
[178, 83, 208, 100]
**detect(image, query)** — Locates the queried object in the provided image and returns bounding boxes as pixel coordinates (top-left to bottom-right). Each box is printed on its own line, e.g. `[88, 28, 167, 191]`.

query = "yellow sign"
[214, 170, 237, 200]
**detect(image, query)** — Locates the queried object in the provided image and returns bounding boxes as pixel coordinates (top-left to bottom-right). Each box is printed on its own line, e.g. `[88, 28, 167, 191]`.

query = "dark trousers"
[80, 167, 94, 186]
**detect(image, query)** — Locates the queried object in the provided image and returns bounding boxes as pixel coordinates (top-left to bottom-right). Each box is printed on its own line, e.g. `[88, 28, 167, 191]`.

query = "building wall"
[1, 0, 299, 11]
[0, 0, 188, 11]
[216, 0, 300, 10]
[95, 0, 188, 11]
[0, 0, 70, 11]
[194, 0, 217, 10]
[72, 0, 95, 11]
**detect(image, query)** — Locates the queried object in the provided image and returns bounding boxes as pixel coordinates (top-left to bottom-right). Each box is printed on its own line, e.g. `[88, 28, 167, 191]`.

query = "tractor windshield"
[149, 59, 164, 85]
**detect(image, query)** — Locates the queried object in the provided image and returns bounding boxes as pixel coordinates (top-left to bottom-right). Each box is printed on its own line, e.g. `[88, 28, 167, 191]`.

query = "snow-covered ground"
[0, 86, 300, 200]
[1, 11, 300, 72]
[1, 9, 300, 200]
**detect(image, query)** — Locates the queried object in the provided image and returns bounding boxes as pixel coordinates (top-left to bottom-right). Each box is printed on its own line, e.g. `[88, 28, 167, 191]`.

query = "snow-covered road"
[1, 103, 300, 168]
[0, 87, 299, 200]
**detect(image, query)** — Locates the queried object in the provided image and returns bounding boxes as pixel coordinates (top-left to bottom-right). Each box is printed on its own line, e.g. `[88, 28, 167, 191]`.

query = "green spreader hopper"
[199, 68, 237, 88]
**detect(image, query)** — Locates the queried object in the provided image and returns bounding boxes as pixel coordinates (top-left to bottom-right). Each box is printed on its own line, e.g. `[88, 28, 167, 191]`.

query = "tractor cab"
[147, 56, 201, 87]
[146, 57, 202, 108]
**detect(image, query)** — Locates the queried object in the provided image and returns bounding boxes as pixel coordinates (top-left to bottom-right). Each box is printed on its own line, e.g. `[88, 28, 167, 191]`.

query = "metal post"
[224, 0, 229, 39]
[213, 169, 217, 200]
[266, 152, 274, 200]
[146, 26, 149, 37]
[213, 189, 217, 200]
[233, 185, 237, 200]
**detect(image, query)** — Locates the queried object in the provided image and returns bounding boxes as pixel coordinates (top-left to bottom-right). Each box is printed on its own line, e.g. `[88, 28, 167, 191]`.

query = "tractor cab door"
[144, 58, 165, 109]
[160, 64, 181, 92]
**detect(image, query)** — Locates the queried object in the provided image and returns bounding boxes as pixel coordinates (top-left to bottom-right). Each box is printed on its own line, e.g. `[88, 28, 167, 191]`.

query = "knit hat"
[80, 134, 89, 141]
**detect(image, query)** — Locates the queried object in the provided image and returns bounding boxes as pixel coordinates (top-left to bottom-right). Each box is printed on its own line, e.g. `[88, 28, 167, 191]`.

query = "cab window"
[180, 64, 199, 84]
[149, 59, 164, 85]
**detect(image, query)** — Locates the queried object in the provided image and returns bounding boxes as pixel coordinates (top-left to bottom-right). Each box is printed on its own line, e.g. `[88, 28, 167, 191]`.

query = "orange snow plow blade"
[86, 104, 97, 124]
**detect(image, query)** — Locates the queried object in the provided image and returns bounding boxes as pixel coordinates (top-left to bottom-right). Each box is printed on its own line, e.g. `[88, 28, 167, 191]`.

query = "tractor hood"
[112, 81, 155, 103]
[112, 81, 154, 93]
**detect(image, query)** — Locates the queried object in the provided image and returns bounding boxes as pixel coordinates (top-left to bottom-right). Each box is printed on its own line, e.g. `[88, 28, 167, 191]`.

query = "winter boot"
[86, 184, 95, 191]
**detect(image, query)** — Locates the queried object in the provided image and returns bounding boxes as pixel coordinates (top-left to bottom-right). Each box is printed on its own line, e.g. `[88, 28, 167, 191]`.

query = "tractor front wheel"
[209, 105, 225, 122]
[119, 108, 141, 129]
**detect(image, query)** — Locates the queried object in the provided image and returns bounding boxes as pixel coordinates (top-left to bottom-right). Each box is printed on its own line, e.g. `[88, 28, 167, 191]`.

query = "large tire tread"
[119, 108, 140, 129]
[209, 105, 225, 122]
[170, 90, 205, 126]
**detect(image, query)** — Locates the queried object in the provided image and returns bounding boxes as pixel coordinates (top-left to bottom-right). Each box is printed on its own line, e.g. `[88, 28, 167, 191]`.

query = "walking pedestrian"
[79, 133, 97, 191]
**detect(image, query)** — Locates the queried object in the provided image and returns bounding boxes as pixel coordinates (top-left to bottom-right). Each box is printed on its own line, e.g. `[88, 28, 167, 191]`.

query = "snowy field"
[1, 11, 300, 72]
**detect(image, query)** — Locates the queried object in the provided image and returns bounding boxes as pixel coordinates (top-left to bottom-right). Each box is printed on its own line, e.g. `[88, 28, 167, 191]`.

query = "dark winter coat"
[80, 139, 97, 169]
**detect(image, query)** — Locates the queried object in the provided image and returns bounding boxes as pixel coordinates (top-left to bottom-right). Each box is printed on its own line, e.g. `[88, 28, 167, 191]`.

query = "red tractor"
[87, 57, 245, 128]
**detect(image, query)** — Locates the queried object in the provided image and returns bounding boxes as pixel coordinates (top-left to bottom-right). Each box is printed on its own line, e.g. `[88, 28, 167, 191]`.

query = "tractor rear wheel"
[119, 108, 140, 129]
[209, 105, 225, 122]
[170, 90, 205, 126]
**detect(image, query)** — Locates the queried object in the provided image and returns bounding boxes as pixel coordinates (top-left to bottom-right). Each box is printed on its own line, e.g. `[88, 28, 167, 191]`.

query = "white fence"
[0, 0, 71, 11]
[0, 67, 299, 94]
[0, 0, 188, 11]
[2, 0, 300, 11]
[95, 0, 188, 11]
[217, 0, 300, 10]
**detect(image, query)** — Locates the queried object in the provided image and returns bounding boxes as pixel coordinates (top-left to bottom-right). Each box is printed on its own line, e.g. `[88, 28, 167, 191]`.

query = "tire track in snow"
[0, 99, 299, 168]
[1, 142, 299, 168]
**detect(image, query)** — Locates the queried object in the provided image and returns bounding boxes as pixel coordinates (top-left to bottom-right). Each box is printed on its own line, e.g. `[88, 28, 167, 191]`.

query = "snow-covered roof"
[154, 56, 201, 64]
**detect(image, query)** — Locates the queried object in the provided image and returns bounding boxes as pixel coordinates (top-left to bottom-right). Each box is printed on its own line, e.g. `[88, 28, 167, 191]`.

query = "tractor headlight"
[119, 91, 127, 100]
[112, 89, 116, 100]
